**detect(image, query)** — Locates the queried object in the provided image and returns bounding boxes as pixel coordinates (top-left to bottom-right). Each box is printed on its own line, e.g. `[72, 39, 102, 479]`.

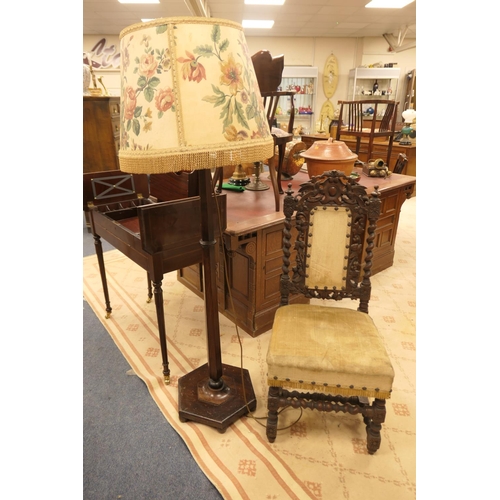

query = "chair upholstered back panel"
[305, 207, 350, 289]
[281, 170, 381, 308]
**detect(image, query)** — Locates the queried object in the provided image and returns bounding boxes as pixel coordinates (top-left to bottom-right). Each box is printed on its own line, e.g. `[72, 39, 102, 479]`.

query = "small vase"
[372, 80, 379, 93]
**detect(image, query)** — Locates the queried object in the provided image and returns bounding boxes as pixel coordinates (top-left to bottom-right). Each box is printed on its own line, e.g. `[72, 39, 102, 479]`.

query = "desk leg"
[268, 157, 280, 212]
[147, 273, 153, 303]
[152, 279, 170, 384]
[276, 143, 286, 195]
[93, 234, 112, 319]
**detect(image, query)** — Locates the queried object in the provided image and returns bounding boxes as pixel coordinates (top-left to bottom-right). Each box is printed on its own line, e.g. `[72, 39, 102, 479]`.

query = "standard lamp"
[399, 108, 416, 146]
[118, 17, 274, 431]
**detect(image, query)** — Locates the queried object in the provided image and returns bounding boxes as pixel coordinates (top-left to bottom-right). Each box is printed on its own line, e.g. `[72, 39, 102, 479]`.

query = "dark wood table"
[178, 168, 416, 337]
[84, 170, 226, 382]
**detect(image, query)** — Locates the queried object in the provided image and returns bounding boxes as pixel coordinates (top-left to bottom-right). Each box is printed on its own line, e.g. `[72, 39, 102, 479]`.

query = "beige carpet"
[83, 196, 416, 500]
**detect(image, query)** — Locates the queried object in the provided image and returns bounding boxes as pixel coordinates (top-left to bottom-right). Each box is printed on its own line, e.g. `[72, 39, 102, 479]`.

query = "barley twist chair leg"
[266, 386, 280, 443]
[365, 398, 387, 454]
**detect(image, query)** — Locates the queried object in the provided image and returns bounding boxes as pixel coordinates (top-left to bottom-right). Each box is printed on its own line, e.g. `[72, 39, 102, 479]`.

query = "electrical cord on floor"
[213, 190, 303, 431]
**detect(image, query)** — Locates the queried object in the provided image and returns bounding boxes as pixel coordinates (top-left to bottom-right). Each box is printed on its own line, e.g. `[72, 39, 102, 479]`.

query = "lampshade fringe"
[119, 140, 274, 174]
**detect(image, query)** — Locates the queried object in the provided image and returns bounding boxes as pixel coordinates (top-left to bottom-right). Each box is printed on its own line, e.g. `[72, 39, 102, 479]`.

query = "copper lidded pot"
[300, 137, 358, 177]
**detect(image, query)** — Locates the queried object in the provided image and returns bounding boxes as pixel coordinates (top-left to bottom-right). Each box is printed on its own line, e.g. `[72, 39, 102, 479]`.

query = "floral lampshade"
[118, 17, 275, 174]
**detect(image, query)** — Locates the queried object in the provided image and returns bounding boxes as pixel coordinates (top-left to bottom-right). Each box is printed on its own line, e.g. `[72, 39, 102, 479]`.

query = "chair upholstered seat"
[264, 171, 393, 453]
[267, 304, 394, 399]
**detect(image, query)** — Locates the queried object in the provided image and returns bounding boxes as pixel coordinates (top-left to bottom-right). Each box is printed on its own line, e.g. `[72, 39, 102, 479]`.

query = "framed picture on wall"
[83, 38, 120, 71]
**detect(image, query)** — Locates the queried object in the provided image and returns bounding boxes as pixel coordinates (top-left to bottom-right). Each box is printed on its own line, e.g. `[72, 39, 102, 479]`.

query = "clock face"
[323, 54, 338, 99]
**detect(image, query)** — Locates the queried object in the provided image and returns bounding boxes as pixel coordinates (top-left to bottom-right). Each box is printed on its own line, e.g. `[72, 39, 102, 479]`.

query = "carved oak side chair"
[265, 170, 395, 454]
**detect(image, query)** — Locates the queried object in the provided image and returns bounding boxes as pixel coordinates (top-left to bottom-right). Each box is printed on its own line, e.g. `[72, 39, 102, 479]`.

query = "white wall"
[83, 34, 416, 120]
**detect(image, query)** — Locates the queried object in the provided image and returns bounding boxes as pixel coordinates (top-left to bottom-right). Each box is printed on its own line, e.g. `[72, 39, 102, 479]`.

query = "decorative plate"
[323, 54, 339, 98]
[320, 100, 335, 122]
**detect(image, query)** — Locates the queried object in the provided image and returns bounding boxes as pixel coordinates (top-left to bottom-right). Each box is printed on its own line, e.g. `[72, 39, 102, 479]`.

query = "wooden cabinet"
[177, 170, 415, 337]
[178, 214, 306, 337]
[219, 221, 306, 336]
[83, 96, 120, 173]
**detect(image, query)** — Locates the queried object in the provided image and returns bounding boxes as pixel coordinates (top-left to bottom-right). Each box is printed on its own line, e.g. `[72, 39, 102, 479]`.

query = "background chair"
[251, 50, 297, 206]
[392, 152, 408, 174]
[210, 47, 284, 193]
[336, 99, 398, 167]
[265, 170, 395, 454]
[212, 50, 297, 211]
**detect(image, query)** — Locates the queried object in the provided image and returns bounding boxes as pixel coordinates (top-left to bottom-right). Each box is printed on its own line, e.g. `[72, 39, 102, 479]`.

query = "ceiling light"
[244, 1, 286, 5]
[141, 19, 155, 22]
[242, 20, 275, 29]
[118, 0, 159, 4]
[365, 0, 414, 7]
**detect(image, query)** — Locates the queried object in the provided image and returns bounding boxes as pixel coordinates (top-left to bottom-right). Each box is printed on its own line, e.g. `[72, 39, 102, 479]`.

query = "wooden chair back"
[280, 171, 381, 312]
[251, 50, 296, 133]
[336, 100, 398, 135]
[251, 50, 297, 208]
[336, 100, 399, 165]
[251, 50, 284, 93]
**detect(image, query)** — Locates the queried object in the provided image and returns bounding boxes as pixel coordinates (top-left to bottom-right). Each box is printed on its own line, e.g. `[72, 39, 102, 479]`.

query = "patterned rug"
[82, 197, 416, 500]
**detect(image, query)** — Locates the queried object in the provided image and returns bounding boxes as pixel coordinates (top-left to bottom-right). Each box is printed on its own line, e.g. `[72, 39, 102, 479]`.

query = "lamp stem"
[198, 168, 223, 387]
[177, 168, 257, 432]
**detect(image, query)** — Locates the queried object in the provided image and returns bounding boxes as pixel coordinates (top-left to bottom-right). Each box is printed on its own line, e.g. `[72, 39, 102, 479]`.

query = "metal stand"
[246, 161, 269, 191]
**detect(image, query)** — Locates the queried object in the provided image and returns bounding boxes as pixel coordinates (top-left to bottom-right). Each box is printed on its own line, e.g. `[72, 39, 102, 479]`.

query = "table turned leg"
[152, 279, 170, 384]
[146, 273, 153, 303]
[93, 234, 112, 319]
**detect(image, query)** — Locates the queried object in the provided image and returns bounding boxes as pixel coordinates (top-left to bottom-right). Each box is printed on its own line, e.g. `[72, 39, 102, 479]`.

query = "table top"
[223, 168, 416, 236]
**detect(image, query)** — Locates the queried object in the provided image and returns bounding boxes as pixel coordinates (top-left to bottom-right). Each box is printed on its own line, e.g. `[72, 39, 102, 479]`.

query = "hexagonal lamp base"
[178, 363, 257, 433]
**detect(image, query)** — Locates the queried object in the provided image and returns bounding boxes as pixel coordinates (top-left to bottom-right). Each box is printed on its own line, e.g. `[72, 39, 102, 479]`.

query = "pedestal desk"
[178, 169, 416, 337]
